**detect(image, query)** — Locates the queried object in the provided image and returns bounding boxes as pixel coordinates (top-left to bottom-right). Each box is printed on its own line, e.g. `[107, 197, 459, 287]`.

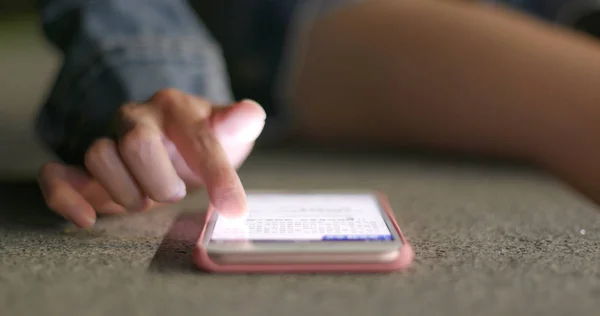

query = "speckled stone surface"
[2, 149, 600, 316]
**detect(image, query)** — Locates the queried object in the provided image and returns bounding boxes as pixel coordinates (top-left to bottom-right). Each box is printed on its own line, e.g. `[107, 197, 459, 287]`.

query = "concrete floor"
[2, 13, 600, 316]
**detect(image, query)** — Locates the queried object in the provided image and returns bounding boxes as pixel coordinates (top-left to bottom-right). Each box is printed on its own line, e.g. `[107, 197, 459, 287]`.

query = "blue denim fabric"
[37, 0, 238, 165]
[35, 0, 589, 165]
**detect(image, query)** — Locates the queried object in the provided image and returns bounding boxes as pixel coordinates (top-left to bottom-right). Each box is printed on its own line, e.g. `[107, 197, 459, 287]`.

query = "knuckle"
[114, 103, 147, 137]
[119, 126, 159, 158]
[84, 139, 116, 170]
[116, 102, 143, 120]
[117, 103, 150, 129]
[150, 89, 214, 121]
[151, 88, 184, 107]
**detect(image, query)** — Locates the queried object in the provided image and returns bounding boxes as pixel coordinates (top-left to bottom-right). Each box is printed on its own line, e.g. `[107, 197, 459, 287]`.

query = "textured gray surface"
[2, 149, 600, 316]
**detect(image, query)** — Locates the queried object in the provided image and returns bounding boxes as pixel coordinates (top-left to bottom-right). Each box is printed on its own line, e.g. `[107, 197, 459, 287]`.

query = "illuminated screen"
[210, 193, 394, 242]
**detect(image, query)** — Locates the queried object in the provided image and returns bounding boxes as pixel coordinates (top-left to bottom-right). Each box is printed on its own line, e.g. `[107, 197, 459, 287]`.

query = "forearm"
[292, 0, 600, 162]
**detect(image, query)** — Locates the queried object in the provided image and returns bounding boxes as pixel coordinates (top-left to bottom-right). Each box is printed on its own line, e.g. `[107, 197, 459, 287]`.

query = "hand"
[37, 89, 266, 228]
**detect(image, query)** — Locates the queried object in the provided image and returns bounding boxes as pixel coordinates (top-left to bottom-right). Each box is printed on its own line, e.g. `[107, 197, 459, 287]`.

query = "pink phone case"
[194, 192, 414, 274]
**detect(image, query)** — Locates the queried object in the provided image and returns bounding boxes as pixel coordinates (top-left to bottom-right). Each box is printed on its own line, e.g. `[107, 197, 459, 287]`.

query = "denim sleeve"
[485, 0, 588, 21]
[36, 0, 234, 166]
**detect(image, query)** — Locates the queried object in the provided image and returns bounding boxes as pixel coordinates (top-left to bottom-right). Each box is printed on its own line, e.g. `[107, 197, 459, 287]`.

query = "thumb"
[211, 99, 267, 144]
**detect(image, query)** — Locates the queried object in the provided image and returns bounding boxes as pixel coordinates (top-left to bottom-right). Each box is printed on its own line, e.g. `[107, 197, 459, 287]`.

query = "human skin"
[38, 91, 266, 227]
[291, 0, 600, 204]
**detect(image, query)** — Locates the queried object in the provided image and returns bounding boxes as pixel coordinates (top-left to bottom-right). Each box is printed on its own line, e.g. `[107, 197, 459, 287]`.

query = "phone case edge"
[193, 191, 414, 274]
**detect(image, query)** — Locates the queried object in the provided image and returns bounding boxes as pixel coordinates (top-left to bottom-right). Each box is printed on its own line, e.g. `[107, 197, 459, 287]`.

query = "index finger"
[158, 92, 247, 218]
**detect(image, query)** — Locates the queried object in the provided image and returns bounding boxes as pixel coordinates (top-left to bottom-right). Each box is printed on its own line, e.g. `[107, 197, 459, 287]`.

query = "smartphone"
[194, 191, 413, 273]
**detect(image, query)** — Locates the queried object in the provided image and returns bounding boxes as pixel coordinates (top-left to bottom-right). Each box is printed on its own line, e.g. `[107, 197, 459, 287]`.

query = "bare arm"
[291, 0, 600, 165]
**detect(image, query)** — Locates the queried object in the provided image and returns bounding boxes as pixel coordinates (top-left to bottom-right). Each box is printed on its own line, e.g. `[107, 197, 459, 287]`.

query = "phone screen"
[209, 193, 395, 242]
